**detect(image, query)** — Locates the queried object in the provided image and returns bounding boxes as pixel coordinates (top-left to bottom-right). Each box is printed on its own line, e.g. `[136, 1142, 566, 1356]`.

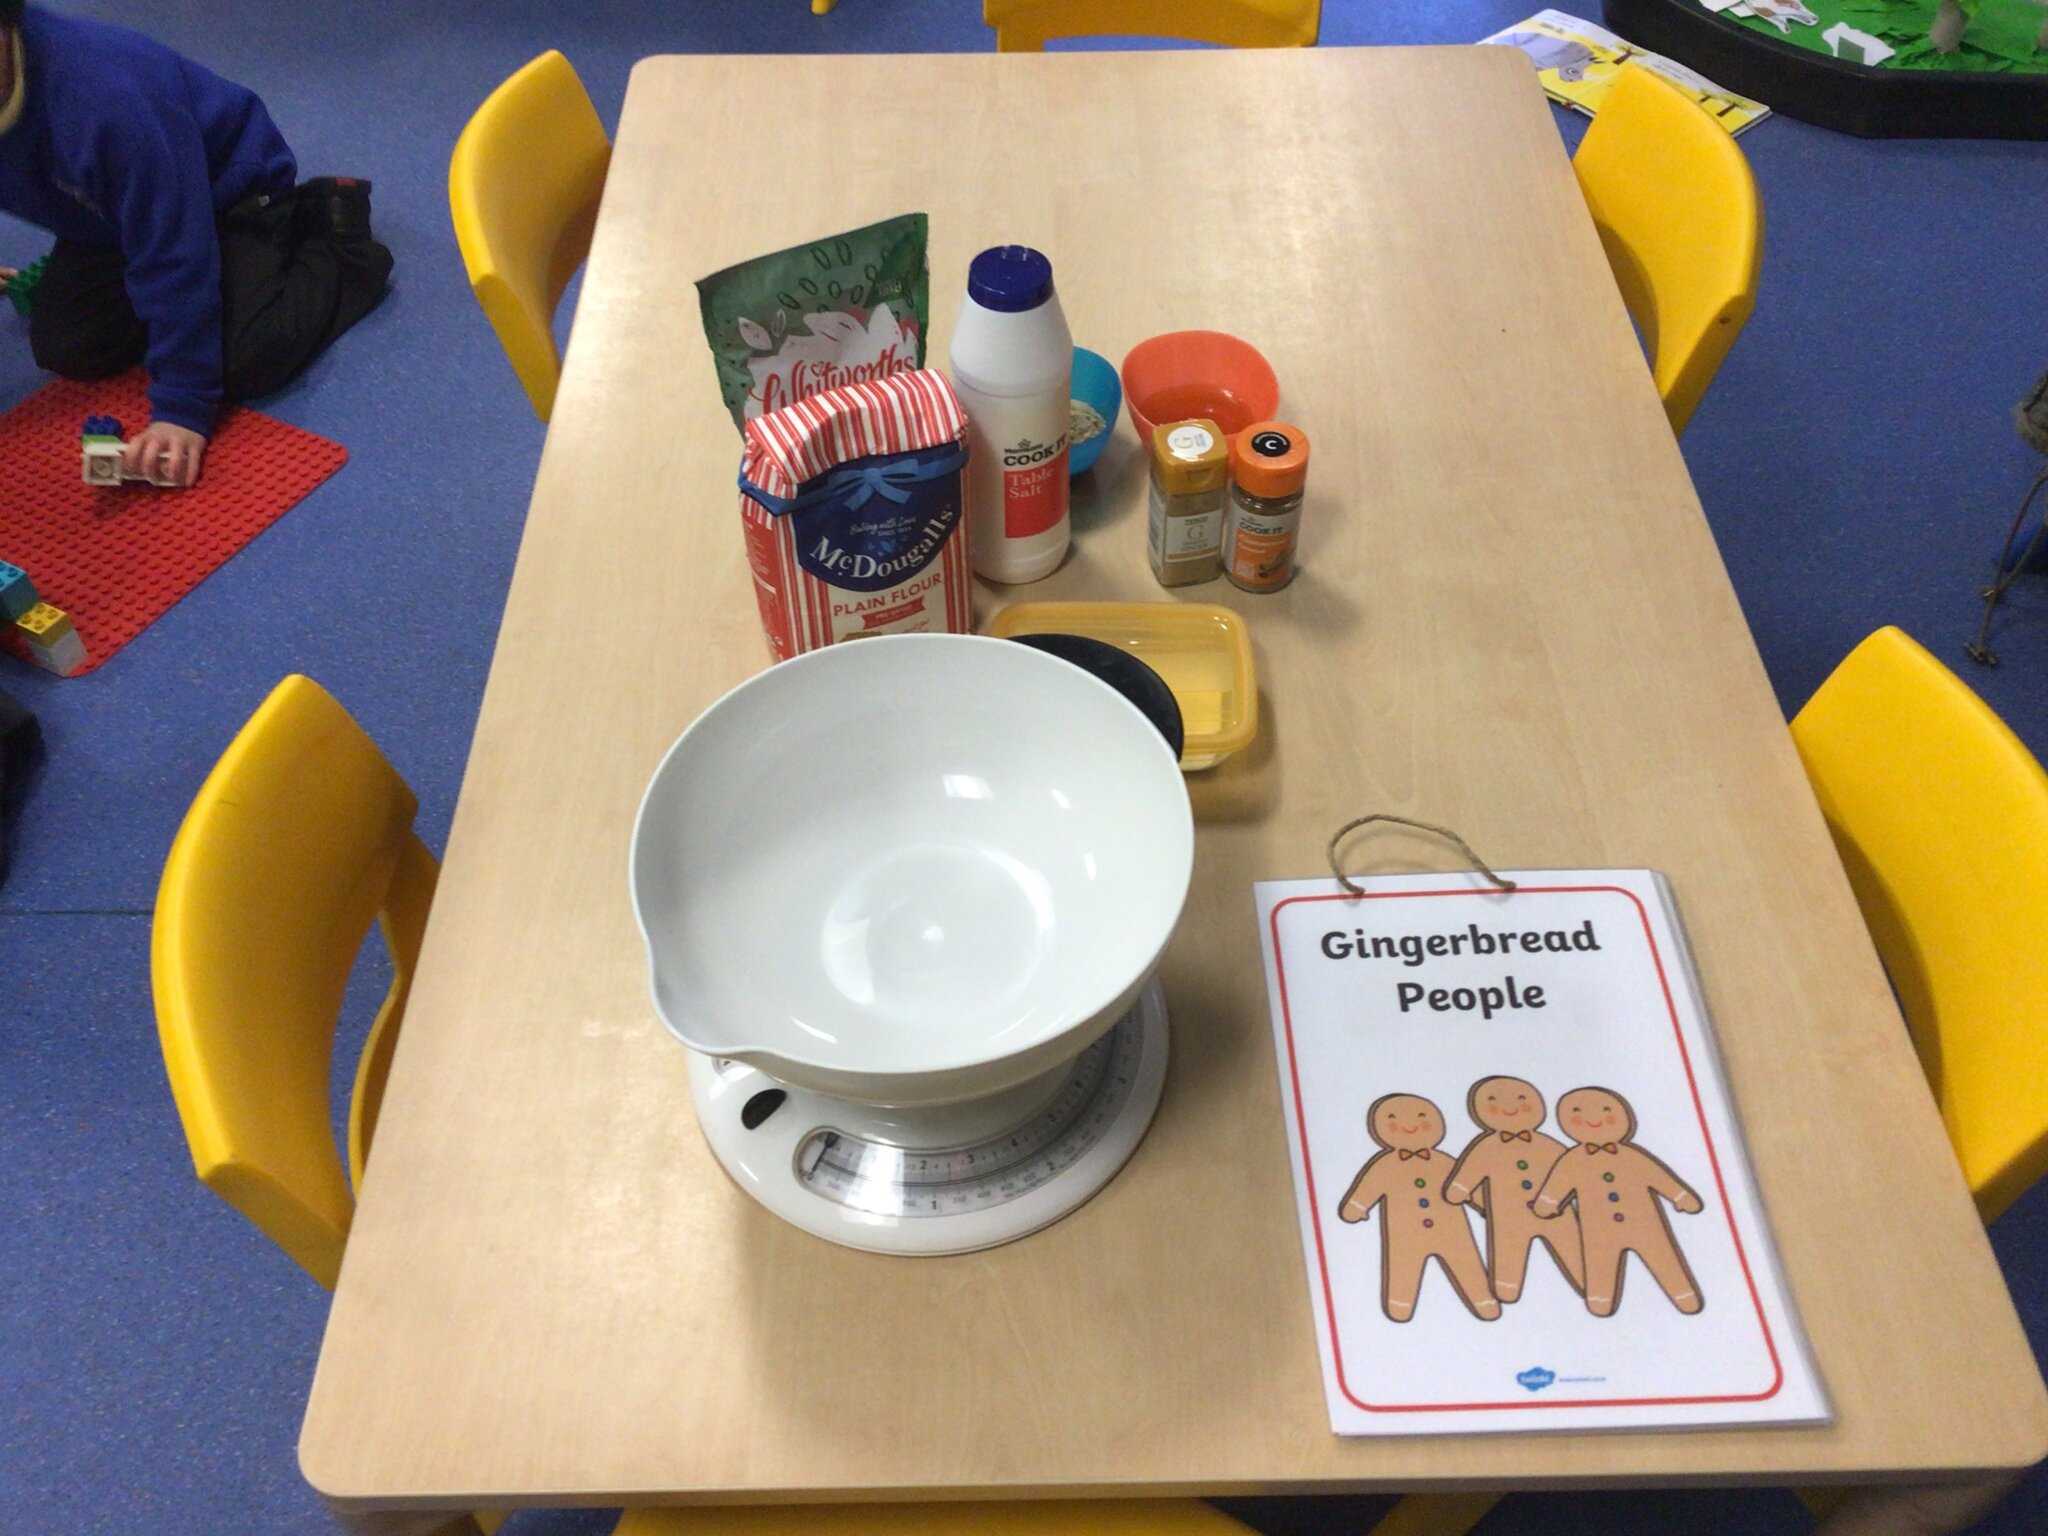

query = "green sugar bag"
[696, 213, 930, 435]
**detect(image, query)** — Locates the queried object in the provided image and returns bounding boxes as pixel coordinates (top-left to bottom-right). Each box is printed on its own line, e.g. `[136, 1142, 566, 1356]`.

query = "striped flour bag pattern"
[738, 369, 973, 662]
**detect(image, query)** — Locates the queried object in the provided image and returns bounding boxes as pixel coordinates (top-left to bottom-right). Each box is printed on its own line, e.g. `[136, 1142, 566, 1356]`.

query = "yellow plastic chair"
[153, 675, 435, 1293]
[1791, 627, 2048, 1222]
[984, 0, 1318, 50]
[1572, 64, 1761, 436]
[153, 679, 508, 1536]
[1791, 627, 2048, 1524]
[450, 50, 612, 422]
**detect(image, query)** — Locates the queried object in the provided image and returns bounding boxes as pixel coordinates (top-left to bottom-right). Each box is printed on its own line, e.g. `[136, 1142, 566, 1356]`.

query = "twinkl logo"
[1516, 1367, 1556, 1393]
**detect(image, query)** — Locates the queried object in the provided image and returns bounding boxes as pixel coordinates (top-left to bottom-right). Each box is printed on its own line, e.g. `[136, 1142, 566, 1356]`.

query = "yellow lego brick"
[15, 601, 74, 644]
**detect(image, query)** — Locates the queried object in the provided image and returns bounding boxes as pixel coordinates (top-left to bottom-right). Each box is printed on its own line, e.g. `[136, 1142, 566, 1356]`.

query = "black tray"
[1603, 0, 2048, 137]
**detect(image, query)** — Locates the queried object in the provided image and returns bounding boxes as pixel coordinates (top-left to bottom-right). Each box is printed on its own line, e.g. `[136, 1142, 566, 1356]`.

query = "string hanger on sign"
[1326, 813, 1518, 897]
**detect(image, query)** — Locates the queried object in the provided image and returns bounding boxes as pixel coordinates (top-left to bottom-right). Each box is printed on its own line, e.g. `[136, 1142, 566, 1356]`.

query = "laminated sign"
[1254, 868, 1830, 1436]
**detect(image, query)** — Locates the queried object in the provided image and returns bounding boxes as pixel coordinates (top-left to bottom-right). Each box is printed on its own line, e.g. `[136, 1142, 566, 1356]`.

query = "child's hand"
[123, 422, 207, 488]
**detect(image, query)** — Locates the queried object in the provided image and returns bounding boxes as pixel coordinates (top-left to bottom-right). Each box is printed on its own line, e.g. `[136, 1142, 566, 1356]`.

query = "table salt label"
[1001, 436, 1070, 539]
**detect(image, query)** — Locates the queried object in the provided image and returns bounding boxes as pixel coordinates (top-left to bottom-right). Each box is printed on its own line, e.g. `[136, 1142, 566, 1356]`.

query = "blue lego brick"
[0, 561, 39, 624]
[80, 414, 125, 442]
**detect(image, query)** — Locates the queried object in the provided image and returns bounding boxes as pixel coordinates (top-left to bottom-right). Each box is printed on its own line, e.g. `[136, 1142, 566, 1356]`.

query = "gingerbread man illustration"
[1337, 1092, 1501, 1324]
[1444, 1076, 1585, 1302]
[1532, 1086, 1705, 1318]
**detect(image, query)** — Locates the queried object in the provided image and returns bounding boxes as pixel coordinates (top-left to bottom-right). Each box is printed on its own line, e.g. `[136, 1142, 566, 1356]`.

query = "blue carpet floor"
[2, 2, 2044, 1532]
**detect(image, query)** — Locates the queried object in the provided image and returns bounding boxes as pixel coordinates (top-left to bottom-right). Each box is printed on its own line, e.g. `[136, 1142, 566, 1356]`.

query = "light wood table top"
[301, 46, 2048, 1515]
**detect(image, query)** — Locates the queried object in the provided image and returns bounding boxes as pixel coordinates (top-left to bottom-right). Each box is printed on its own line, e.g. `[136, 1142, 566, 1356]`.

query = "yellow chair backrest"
[152, 676, 438, 1290]
[450, 50, 612, 422]
[984, 0, 1318, 50]
[1572, 64, 1761, 435]
[1790, 627, 2048, 1223]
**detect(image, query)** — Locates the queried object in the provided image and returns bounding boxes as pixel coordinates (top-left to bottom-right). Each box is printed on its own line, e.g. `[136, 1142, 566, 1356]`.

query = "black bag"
[0, 685, 41, 888]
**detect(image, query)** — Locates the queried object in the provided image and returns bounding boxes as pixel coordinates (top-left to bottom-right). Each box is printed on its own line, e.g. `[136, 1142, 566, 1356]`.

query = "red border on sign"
[1269, 884, 1785, 1413]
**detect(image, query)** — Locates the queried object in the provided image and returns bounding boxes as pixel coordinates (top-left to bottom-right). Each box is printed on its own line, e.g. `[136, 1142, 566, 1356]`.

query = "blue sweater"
[0, 9, 296, 434]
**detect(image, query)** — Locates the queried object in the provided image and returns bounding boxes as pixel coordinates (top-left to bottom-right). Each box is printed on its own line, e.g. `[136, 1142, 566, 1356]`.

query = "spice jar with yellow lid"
[1147, 418, 1229, 588]
[1223, 421, 1310, 593]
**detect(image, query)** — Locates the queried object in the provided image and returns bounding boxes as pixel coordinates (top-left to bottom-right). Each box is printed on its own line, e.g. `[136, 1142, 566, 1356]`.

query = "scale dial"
[794, 1017, 1145, 1218]
[687, 982, 1169, 1255]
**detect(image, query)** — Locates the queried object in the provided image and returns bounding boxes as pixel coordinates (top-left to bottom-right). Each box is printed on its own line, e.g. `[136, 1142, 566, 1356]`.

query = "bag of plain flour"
[736, 369, 972, 661]
[696, 213, 931, 434]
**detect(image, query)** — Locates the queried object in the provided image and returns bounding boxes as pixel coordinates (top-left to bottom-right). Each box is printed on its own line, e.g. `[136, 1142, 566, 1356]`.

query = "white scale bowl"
[631, 634, 1194, 1107]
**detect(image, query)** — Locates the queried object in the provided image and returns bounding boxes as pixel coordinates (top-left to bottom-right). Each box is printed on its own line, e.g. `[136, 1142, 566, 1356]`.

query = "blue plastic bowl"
[1069, 346, 1123, 478]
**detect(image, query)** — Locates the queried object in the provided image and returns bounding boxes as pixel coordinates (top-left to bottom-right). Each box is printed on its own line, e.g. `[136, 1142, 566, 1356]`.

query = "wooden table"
[301, 45, 2048, 1523]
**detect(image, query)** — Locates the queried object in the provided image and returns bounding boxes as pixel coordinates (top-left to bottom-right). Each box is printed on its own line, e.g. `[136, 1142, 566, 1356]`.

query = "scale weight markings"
[687, 981, 1169, 1255]
[794, 1021, 1144, 1217]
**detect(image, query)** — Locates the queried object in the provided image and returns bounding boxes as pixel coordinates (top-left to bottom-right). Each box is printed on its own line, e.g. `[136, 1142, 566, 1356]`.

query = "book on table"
[1255, 868, 1829, 1436]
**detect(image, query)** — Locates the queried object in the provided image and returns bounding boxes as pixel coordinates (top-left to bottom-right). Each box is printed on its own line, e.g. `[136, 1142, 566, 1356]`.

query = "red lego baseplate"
[0, 370, 348, 677]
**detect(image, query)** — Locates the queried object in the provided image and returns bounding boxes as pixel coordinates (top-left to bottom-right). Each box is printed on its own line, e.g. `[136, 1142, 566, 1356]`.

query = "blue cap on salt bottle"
[967, 246, 1054, 313]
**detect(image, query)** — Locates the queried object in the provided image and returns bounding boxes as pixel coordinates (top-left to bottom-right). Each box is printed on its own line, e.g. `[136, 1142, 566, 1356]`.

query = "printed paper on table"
[1256, 869, 1828, 1435]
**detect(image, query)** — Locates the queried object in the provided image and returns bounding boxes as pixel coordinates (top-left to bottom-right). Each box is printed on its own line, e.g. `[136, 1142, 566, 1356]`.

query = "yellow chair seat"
[1572, 64, 1761, 435]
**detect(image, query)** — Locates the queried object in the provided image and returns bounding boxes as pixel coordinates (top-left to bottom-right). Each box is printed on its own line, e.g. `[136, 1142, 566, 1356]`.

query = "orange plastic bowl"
[1121, 331, 1280, 446]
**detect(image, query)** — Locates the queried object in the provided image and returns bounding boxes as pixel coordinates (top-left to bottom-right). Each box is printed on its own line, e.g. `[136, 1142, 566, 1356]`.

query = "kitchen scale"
[688, 980, 1169, 1256]
[636, 635, 1193, 1259]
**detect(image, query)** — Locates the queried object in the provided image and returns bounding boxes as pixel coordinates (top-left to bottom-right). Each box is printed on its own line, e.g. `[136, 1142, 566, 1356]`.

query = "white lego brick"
[82, 440, 181, 488]
[23, 625, 87, 677]
[82, 441, 123, 486]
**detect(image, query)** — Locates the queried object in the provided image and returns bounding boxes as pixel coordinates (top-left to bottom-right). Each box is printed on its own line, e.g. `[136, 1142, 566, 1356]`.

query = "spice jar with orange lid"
[1223, 421, 1310, 593]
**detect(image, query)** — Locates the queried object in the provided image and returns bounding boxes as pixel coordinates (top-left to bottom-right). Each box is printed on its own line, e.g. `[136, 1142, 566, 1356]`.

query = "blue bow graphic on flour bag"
[740, 441, 969, 594]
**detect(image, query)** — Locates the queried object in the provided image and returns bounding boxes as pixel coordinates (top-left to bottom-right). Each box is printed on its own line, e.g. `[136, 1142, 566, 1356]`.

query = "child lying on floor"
[0, 1, 391, 487]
